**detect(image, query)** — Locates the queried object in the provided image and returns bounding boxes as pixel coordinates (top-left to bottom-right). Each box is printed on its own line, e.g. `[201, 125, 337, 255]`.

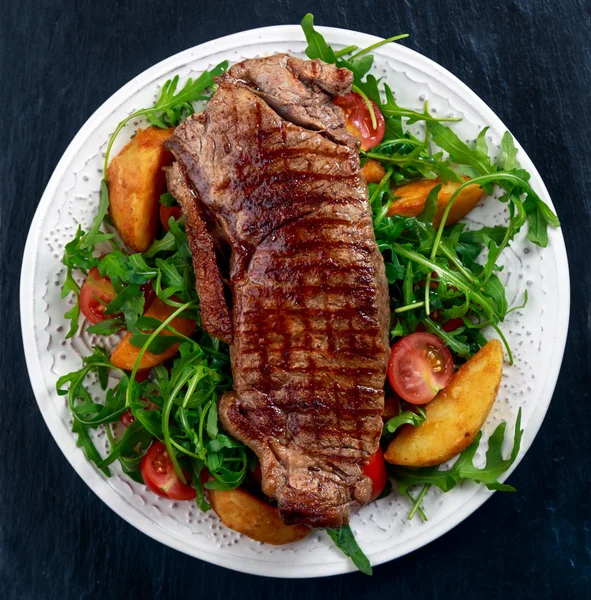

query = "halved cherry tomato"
[363, 447, 387, 501]
[81, 266, 156, 325]
[334, 92, 385, 151]
[79, 267, 117, 324]
[160, 204, 183, 231]
[141, 441, 196, 500]
[388, 332, 454, 404]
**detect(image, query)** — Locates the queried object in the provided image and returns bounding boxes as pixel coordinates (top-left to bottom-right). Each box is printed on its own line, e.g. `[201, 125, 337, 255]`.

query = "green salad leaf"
[393, 409, 523, 497]
[103, 61, 229, 175]
[86, 317, 125, 336]
[326, 526, 372, 576]
[383, 404, 427, 439]
[426, 120, 559, 247]
[301, 14, 336, 63]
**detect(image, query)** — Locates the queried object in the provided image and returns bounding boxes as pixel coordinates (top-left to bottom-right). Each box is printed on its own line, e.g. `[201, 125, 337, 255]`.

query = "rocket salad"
[56, 14, 559, 575]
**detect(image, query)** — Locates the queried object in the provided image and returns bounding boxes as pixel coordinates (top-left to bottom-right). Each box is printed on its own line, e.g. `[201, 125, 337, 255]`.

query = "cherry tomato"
[334, 92, 385, 151]
[442, 317, 464, 332]
[141, 441, 196, 500]
[160, 204, 183, 231]
[120, 409, 135, 427]
[363, 447, 387, 502]
[134, 369, 152, 383]
[79, 267, 117, 324]
[388, 332, 454, 404]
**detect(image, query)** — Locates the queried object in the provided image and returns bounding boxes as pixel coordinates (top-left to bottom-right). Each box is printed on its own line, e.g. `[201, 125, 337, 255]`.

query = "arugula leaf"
[72, 419, 110, 476]
[499, 131, 520, 170]
[131, 396, 163, 439]
[452, 411, 523, 491]
[482, 274, 508, 316]
[427, 120, 493, 175]
[340, 55, 374, 84]
[63, 302, 81, 340]
[118, 454, 146, 484]
[474, 127, 492, 170]
[146, 62, 227, 129]
[426, 123, 559, 246]
[98, 250, 151, 285]
[98, 420, 153, 469]
[144, 229, 177, 257]
[155, 257, 184, 289]
[105, 283, 145, 331]
[384, 405, 426, 437]
[358, 73, 382, 105]
[57, 347, 129, 426]
[129, 332, 184, 353]
[160, 192, 177, 207]
[86, 317, 124, 335]
[417, 183, 442, 223]
[206, 400, 219, 438]
[103, 61, 228, 175]
[301, 14, 336, 63]
[459, 226, 509, 246]
[523, 193, 561, 247]
[81, 181, 115, 249]
[326, 526, 372, 575]
[206, 433, 243, 453]
[393, 409, 523, 499]
[61, 226, 99, 337]
[423, 318, 471, 358]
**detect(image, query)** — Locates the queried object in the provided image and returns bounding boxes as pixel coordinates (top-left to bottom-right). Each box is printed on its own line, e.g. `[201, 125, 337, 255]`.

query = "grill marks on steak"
[165, 55, 390, 529]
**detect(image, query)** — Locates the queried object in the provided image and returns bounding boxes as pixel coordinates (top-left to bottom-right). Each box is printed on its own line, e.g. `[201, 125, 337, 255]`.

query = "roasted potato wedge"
[361, 159, 386, 184]
[388, 177, 484, 228]
[207, 487, 310, 545]
[110, 298, 196, 371]
[107, 127, 175, 252]
[385, 340, 503, 467]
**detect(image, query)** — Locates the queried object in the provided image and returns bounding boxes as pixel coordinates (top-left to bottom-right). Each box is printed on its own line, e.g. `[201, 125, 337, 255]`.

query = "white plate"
[20, 25, 570, 578]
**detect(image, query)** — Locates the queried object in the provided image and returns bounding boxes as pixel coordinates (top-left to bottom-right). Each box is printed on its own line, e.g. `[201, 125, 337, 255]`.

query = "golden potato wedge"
[207, 487, 310, 545]
[361, 159, 386, 184]
[385, 340, 503, 467]
[107, 127, 175, 252]
[388, 177, 484, 228]
[110, 298, 196, 371]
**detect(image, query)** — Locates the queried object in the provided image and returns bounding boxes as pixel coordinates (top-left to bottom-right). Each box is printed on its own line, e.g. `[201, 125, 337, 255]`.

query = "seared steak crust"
[166, 162, 233, 343]
[165, 55, 390, 529]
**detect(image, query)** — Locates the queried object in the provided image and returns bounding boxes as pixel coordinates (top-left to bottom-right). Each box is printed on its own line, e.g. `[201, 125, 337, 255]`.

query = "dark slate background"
[1, 0, 590, 598]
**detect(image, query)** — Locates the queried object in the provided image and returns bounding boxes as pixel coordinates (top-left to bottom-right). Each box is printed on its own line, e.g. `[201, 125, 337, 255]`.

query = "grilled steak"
[165, 54, 390, 529]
